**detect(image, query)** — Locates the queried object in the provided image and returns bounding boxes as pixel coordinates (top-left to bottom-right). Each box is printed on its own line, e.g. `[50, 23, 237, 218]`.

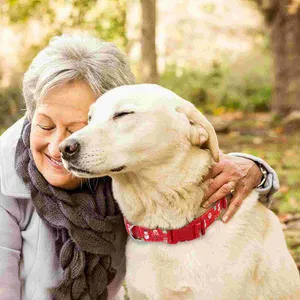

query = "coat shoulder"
[0, 117, 30, 198]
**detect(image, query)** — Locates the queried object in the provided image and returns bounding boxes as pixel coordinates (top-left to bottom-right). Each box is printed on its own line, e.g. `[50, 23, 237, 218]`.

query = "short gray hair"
[23, 34, 135, 120]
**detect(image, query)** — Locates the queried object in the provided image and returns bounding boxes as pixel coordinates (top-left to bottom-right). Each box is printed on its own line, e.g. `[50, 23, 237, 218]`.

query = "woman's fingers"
[202, 154, 264, 222]
[203, 178, 237, 207]
[221, 182, 250, 223]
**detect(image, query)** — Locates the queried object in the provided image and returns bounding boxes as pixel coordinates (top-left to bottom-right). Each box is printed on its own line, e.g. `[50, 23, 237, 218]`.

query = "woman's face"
[30, 81, 96, 190]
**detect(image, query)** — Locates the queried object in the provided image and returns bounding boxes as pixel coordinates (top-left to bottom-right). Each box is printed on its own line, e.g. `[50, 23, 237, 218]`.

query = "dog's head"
[60, 84, 219, 178]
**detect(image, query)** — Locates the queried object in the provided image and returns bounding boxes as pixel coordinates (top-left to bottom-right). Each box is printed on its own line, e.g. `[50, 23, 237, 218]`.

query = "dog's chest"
[125, 213, 262, 298]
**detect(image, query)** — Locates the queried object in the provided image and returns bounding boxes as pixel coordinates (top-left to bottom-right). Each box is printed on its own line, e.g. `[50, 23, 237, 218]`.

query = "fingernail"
[222, 215, 228, 223]
[202, 203, 210, 208]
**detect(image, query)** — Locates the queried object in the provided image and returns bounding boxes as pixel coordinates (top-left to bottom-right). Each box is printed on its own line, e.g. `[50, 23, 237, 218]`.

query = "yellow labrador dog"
[60, 84, 300, 300]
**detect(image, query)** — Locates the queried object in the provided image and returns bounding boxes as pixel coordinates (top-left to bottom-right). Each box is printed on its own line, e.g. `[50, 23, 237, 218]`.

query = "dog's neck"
[111, 148, 213, 230]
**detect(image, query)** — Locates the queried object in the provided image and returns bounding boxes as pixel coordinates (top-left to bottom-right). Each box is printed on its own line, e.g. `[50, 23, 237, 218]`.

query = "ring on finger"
[228, 182, 236, 195]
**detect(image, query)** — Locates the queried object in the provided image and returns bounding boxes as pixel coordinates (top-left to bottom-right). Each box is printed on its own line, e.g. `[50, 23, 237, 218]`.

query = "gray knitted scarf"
[15, 119, 126, 300]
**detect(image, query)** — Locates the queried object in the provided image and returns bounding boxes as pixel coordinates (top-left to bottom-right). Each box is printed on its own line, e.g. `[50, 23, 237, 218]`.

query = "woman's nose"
[48, 131, 68, 158]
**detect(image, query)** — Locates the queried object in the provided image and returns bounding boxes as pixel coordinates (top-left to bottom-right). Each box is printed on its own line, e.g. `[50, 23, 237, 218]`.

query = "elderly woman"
[0, 34, 278, 300]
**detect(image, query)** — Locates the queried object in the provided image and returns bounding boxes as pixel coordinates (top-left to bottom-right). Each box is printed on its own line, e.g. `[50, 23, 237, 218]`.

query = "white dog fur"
[62, 84, 300, 300]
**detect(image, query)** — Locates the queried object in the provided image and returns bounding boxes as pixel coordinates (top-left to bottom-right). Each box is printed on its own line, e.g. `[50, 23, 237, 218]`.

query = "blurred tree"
[140, 0, 158, 83]
[254, 0, 300, 115]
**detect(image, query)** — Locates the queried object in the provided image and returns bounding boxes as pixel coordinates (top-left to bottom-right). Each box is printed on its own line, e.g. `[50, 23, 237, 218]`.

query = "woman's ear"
[176, 101, 220, 163]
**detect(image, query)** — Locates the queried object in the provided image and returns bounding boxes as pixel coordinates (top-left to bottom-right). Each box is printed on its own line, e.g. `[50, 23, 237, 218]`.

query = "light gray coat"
[0, 118, 126, 300]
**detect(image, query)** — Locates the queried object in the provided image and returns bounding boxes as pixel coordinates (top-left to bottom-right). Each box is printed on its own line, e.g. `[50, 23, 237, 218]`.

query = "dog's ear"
[176, 101, 220, 162]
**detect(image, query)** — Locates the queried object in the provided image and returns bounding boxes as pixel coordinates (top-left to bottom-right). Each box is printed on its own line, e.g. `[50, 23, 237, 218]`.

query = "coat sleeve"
[0, 179, 22, 300]
[228, 152, 280, 207]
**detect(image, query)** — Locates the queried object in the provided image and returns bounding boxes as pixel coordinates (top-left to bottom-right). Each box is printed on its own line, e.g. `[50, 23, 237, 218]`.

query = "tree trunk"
[269, 0, 288, 114]
[256, 0, 300, 115]
[140, 0, 158, 83]
[283, 1, 300, 113]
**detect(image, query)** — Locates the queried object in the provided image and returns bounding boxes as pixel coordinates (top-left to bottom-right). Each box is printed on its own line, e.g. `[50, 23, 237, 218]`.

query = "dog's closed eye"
[113, 111, 135, 120]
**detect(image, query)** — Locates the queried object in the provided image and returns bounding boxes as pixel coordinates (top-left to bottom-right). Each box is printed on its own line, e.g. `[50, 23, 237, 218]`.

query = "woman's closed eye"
[38, 124, 55, 131]
[113, 111, 135, 120]
[37, 124, 81, 135]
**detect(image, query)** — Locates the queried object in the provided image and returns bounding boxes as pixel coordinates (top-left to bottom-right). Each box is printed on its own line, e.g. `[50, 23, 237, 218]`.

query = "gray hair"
[23, 34, 135, 120]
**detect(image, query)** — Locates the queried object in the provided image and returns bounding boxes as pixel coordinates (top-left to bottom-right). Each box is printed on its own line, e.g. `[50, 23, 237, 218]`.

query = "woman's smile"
[45, 154, 64, 169]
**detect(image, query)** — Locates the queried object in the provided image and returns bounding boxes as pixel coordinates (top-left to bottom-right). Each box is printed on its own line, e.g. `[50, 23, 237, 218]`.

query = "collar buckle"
[127, 224, 144, 242]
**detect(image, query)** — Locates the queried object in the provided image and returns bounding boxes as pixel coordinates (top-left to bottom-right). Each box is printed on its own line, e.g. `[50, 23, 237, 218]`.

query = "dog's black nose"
[59, 139, 80, 160]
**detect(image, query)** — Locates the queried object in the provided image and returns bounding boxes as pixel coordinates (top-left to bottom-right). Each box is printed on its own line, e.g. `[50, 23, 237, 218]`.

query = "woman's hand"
[202, 154, 263, 223]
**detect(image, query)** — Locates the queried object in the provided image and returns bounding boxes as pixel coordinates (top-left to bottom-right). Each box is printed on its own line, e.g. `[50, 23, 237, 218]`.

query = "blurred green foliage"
[1, 0, 128, 71]
[0, 75, 24, 134]
[5, 0, 56, 24]
[159, 51, 272, 114]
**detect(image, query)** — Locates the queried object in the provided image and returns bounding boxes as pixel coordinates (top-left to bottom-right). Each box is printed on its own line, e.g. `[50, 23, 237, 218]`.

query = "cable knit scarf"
[15, 119, 126, 300]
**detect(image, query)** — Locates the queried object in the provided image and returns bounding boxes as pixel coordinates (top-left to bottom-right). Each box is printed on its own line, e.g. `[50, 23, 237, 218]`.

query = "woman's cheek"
[30, 127, 48, 156]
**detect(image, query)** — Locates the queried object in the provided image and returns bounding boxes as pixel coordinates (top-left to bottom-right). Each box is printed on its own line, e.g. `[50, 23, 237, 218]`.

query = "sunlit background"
[0, 0, 299, 271]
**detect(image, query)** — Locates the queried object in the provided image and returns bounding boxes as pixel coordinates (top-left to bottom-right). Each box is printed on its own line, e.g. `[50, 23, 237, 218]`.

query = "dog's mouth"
[111, 165, 126, 172]
[65, 161, 126, 177]
[68, 164, 95, 176]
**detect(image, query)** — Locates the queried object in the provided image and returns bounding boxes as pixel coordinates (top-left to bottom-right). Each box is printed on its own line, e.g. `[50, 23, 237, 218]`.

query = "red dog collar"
[124, 197, 228, 244]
